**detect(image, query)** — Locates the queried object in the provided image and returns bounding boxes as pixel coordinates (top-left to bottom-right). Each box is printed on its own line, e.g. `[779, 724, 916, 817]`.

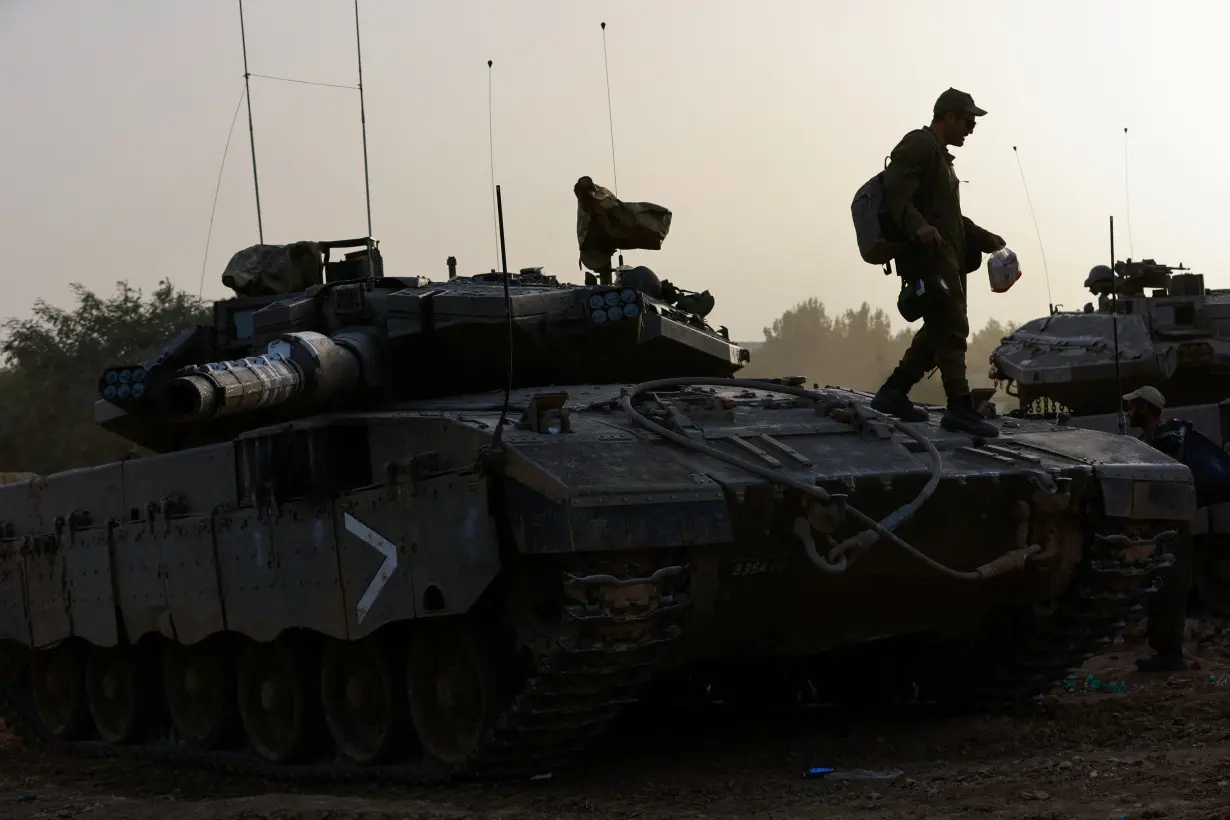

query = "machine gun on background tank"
[1084, 258, 1197, 302]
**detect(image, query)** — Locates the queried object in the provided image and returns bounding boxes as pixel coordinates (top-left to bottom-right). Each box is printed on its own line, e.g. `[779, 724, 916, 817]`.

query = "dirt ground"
[3, 620, 1230, 820]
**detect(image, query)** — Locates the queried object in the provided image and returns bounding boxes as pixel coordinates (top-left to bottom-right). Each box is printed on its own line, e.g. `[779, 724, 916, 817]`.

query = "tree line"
[0, 281, 1015, 475]
[739, 297, 1015, 406]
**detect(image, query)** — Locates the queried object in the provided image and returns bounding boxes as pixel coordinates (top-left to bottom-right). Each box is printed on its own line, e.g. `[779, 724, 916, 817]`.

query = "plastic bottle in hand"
[987, 248, 1022, 293]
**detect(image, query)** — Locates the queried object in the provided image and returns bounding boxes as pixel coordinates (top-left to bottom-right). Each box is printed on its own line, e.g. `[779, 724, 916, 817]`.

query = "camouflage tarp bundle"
[574, 176, 672, 275]
[222, 241, 325, 297]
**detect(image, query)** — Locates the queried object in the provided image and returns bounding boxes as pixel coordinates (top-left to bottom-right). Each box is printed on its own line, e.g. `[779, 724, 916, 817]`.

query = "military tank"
[0, 187, 1193, 784]
[990, 257, 1230, 614]
[989, 258, 1230, 416]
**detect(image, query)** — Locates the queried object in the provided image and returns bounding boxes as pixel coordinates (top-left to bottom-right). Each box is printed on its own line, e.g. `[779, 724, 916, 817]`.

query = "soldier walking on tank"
[1124, 386, 1192, 672]
[870, 88, 1007, 439]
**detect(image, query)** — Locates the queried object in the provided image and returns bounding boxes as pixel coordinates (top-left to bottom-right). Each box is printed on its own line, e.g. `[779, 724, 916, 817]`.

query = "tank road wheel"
[30, 641, 91, 740]
[320, 637, 408, 765]
[86, 645, 154, 744]
[237, 640, 322, 764]
[163, 641, 240, 750]
[406, 618, 506, 769]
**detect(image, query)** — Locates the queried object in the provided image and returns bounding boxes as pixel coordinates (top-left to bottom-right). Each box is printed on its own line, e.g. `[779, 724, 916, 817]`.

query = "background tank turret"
[989, 258, 1230, 416]
[990, 257, 1230, 616]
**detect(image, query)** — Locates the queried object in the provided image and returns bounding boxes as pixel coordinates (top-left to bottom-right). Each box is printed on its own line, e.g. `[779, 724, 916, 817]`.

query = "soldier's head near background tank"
[1123, 386, 1165, 429]
[931, 88, 985, 148]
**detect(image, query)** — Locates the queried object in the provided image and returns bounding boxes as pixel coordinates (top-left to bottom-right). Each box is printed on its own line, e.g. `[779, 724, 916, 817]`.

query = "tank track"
[923, 516, 1178, 712]
[0, 561, 689, 785]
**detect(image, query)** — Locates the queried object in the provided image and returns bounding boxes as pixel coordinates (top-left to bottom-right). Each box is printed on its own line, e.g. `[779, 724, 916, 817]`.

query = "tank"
[0, 232, 1194, 785]
[989, 257, 1230, 614]
[988, 258, 1230, 416]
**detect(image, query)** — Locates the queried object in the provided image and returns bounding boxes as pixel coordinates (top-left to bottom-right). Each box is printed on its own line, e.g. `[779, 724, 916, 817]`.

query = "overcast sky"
[1, 0, 1224, 342]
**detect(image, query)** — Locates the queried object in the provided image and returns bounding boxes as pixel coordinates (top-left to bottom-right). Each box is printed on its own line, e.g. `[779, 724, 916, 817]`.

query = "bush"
[0, 280, 210, 474]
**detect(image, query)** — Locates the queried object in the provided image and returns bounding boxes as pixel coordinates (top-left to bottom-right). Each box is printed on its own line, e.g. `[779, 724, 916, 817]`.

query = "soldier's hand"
[915, 225, 942, 247]
[989, 234, 1006, 250]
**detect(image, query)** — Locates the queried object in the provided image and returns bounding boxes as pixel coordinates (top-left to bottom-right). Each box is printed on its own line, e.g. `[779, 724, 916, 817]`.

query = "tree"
[743, 298, 1016, 407]
[0, 279, 211, 474]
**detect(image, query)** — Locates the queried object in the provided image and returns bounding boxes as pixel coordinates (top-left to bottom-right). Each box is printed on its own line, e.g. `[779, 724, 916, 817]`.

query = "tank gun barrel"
[161, 330, 364, 423]
[166, 355, 306, 421]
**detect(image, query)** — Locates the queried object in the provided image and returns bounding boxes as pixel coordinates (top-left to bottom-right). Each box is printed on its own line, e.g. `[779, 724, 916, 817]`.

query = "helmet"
[616, 265, 663, 299]
[1085, 265, 1115, 296]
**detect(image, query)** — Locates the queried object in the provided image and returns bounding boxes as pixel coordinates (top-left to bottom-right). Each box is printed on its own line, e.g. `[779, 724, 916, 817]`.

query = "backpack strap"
[882, 154, 893, 275]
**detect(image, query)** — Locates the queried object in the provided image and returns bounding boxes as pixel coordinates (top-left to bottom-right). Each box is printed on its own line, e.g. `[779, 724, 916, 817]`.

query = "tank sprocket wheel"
[406, 617, 506, 769]
[86, 645, 154, 745]
[320, 637, 409, 765]
[30, 641, 91, 740]
[237, 639, 323, 764]
[163, 641, 240, 750]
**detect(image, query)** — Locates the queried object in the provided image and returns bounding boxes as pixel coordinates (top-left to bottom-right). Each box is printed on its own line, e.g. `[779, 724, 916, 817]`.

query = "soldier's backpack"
[851, 156, 908, 275]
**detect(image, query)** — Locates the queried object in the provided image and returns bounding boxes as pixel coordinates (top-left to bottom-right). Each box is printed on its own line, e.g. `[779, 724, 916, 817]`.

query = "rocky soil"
[3, 620, 1229, 820]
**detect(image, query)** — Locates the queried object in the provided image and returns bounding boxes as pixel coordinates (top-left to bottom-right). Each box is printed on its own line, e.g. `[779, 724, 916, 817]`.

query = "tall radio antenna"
[237, 0, 263, 243]
[354, 0, 374, 276]
[488, 59, 500, 271]
[1110, 215, 1126, 435]
[1123, 127, 1135, 259]
[234, 2, 377, 265]
[600, 22, 620, 197]
[600, 22, 623, 267]
[1012, 146, 1053, 314]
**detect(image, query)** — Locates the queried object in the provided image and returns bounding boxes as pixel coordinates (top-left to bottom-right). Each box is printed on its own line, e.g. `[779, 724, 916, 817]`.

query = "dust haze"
[742, 300, 1014, 406]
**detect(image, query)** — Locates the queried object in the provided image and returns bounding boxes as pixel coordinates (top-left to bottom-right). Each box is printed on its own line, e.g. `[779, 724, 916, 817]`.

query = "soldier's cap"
[1123, 385, 1165, 410]
[934, 88, 987, 119]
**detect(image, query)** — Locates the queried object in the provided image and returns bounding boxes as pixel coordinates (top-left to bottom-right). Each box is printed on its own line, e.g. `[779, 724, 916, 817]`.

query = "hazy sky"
[1, 0, 1225, 344]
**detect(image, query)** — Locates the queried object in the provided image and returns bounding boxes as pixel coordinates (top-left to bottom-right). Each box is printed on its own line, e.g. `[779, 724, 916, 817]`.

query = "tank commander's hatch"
[322, 237, 383, 284]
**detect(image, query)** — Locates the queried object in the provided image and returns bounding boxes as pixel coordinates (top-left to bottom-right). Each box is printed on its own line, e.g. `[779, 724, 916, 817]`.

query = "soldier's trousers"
[888, 265, 970, 399]
[1147, 528, 1193, 656]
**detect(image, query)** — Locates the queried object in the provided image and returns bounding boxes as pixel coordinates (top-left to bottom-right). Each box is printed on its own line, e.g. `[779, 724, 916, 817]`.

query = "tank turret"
[93, 236, 749, 452]
[989, 257, 1230, 415]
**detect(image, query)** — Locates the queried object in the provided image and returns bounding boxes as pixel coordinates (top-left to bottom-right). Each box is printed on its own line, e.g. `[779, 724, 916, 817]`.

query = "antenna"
[496, 184, 509, 275]
[600, 22, 623, 267]
[237, 0, 264, 243]
[354, 0, 374, 277]
[1123, 127, 1135, 259]
[488, 60, 500, 271]
[198, 86, 249, 299]
[1012, 146, 1053, 315]
[490, 184, 513, 451]
[1110, 215, 1126, 435]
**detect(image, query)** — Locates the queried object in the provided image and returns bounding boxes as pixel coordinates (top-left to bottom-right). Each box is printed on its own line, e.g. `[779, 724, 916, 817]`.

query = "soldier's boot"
[940, 393, 999, 438]
[1134, 651, 1188, 673]
[870, 376, 930, 423]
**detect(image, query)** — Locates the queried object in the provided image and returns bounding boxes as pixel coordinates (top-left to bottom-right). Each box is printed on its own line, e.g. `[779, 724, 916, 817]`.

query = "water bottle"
[987, 247, 1022, 293]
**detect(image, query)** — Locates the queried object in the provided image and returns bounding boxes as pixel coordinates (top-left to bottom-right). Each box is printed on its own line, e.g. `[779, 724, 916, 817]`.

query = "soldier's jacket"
[882, 126, 998, 289]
